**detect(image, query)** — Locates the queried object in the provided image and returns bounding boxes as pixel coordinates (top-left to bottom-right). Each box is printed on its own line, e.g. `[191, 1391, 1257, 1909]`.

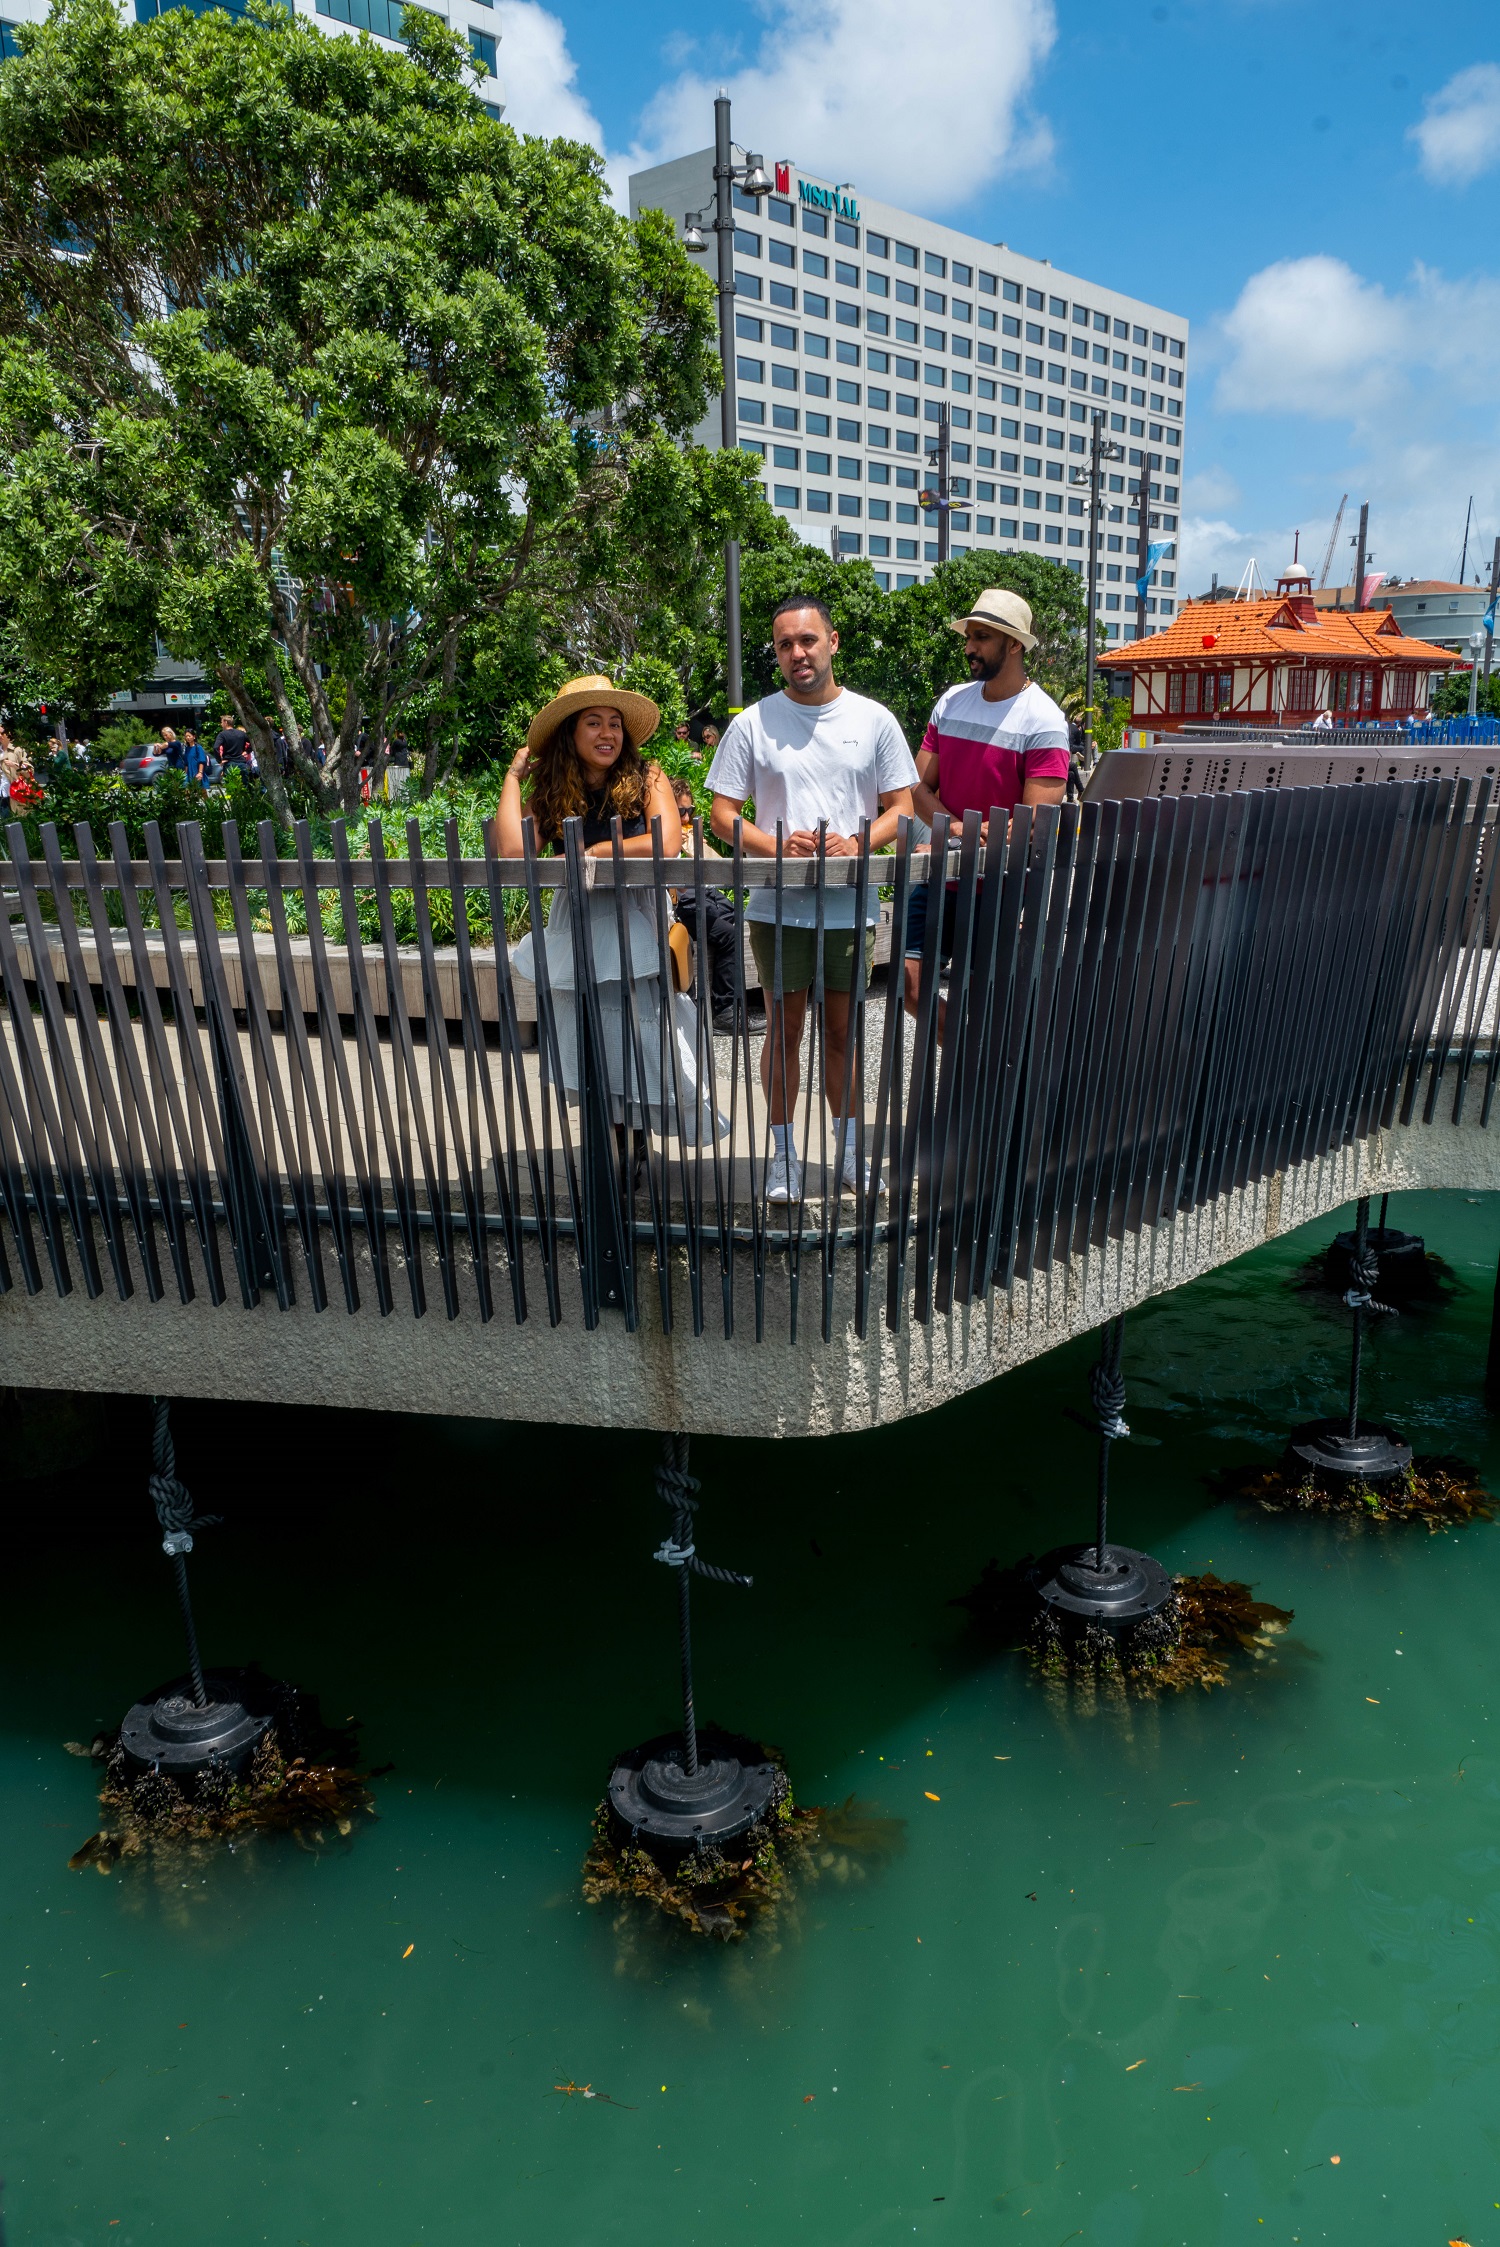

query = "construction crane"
[1318, 494, 1347, 589]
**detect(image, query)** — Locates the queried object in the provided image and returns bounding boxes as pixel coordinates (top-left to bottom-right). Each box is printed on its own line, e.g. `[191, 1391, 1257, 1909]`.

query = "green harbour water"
[5, 1188, 1500, 2245]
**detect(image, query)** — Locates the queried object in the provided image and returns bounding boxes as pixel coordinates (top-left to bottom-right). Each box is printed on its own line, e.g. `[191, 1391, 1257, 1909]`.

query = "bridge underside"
[4, 1116, 1492, 1439]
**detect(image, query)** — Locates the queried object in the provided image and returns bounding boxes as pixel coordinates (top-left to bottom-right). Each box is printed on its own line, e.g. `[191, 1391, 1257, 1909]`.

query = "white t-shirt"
[706, 687, 917, 925]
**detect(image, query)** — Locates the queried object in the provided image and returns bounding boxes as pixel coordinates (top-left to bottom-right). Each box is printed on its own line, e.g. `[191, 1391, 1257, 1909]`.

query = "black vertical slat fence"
[0, 777, 1491, 1343]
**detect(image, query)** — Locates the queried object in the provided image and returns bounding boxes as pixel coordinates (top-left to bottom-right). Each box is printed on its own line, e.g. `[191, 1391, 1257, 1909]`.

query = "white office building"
[630, 151, 1187, 633]
[0, 0, 504, 123]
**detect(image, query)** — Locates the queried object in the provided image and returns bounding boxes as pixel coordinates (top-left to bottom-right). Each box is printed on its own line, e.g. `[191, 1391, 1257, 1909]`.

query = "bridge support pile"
[583, 1434, 808, 1939]
[69, 1400, 371, 1873]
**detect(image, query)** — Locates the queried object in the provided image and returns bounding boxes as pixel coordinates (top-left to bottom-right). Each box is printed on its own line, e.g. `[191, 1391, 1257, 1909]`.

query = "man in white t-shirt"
[707, 595, 917, 1201]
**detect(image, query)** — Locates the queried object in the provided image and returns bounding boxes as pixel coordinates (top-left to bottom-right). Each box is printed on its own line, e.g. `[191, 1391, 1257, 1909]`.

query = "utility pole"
[1352, 501, 1369, 612]
[682, 101, 771, 718]
[1484, 535, 1499, 690]
[921, 405, 952, 564]
[1132, 447, 1157, 640]
[1070, 411, 1123, 757]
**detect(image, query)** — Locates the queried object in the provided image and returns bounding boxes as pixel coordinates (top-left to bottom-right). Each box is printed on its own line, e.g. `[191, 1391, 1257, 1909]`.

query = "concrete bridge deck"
[1, 781, 1497, 1435]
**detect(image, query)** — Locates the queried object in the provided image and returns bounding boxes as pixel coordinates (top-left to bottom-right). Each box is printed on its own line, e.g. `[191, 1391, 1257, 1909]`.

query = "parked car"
[118, 747, 169, 785]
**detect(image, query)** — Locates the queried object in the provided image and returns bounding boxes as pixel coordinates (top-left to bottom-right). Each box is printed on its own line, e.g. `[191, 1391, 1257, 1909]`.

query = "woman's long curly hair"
[522, 712, 654, 849]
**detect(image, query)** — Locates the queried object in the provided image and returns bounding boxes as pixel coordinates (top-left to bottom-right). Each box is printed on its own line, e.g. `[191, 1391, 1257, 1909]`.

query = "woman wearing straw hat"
[498, 675, 721, 1138]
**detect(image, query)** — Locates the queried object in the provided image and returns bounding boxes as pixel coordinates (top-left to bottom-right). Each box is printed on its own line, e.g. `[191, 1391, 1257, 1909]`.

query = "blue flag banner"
[1135, 540, 1171, 603]
[1485, 595, 1497, 635]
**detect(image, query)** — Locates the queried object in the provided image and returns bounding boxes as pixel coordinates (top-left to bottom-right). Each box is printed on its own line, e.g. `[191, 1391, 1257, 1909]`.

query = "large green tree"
[0, 0, 762, 814]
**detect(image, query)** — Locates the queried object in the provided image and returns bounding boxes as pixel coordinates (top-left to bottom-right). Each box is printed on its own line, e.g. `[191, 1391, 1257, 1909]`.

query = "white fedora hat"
[950, 587, 1038, 652]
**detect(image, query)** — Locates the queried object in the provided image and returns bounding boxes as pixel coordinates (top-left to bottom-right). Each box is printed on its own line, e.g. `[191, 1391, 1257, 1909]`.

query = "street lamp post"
[682, 98, 771, 718]
[1485, 535, 1499, 693]
[1469, 632, 1485, 720]
[1131, 447, 1159, 642]
[1070, 412, 1124, 760]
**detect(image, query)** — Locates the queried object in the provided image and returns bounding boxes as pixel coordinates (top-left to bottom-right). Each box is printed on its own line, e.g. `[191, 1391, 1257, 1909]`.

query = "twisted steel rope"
[148, 1398, 220, 1712]
[653, 1432, 751, 1777]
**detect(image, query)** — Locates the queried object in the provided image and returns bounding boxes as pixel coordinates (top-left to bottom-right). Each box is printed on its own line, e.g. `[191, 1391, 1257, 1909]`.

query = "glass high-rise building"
[630, 150, 1188, 636]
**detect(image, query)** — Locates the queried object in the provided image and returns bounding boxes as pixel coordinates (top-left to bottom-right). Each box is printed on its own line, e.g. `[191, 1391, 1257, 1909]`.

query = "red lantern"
[1202, 633, 1217, 649]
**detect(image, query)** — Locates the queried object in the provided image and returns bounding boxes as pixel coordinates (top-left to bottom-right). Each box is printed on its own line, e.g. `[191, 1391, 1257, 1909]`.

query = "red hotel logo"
[774, 162, 790, 195]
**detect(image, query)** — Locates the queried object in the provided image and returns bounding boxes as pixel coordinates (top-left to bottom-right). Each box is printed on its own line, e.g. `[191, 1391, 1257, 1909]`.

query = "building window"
[805, 292, 830, 319]
[869, 536, 891, 556]
[773, 445, 799, 468]
[738, 438, 765, 458]
[772, 364, 797, 392]
[807, 489, 832, 513]
[868, 423, 890, 447]
[467, 25, 497, 67]
[736, 271, 763, 300]
[895, 241, 918, 267]
[804, 251, 829, 278]
[769, 239, 795, 269]
[769, 282, 796, 311]
[835, 219, 859, 248]
[314, 0, 419, 37]
[772, 404, 798, 431]
[836, 260, 859, 287]
[925, 366, 945, 388]
[1045, 526, 1062, 544]
[807, 412, 830, 436]
[805, 332, 829, 358]
[805, 372, 830, 398]
[838, 457, 861, 479]
[868, 231, 889, 258]
[1023, 522, 1041, 541]
[768, 198, 794, 228]
[1105, 593, 1120, 611]
[734, 314, 763, 344]
[733, 229, 761, 258]
[838, 494, 861, 516]
[739, 399, 765, 425]
[869, 499, 891, 521]
[803, 210, 828, 238]
[774, 485, 799, 510]
[925, 252, 946, 277]
[1168, 673, 1183, 714]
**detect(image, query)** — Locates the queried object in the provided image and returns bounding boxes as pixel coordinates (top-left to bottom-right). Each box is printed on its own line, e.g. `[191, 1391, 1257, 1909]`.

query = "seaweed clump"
[582, 1755, 906, 1942]
[1216, 1454, 1493, 1531]
[68, 1674, 376, 1874]
[955, 1559, 1292, 1695]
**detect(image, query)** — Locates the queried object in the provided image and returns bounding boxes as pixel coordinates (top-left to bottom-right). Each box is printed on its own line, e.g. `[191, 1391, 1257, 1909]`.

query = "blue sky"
[490, 0, 1500, 594]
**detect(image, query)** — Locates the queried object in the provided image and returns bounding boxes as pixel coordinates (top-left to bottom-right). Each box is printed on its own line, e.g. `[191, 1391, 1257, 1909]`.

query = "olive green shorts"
[748, 921, 877, 996]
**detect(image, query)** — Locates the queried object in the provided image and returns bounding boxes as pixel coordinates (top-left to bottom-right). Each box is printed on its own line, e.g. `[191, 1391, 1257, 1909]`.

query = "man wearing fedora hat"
[903, 587, 1071, 1020]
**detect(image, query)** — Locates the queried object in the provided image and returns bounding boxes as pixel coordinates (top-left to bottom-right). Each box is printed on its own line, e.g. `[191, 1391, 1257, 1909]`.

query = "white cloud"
[1410, 62, 1500, 187]
[1210, 254, 1500, 419]
[622, 0, 1057, 214]
[492, 0, 605, 149]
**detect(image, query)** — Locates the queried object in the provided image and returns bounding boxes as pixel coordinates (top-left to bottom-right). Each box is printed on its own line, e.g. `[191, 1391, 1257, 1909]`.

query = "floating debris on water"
[68, 1671, 376, 1874]
[1215, 1454, 1494, 1530]
[954, 1560, 1293, 1695]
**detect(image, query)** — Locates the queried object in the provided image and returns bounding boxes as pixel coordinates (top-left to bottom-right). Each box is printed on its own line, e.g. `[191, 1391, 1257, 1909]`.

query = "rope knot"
[1344, 1249, 1396, 1315]
[655, 1433, 752, 1589]
[1089, 1360, 1130, 1442]
[653, 1537, 697, 1570]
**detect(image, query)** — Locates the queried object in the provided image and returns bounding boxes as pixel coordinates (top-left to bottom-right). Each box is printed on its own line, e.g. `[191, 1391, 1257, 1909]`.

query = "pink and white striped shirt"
[920, 678, 1071, 823]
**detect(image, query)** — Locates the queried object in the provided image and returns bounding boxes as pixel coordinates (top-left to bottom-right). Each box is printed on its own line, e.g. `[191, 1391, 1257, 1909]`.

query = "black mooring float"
[1325, 1191, 1427, 1302]
[1290, 1197, 1412, 1486]
[118, 1398, 273, 1780]
[604, 1434, 777, 1860]
[1028, 1316, 1174, 1636]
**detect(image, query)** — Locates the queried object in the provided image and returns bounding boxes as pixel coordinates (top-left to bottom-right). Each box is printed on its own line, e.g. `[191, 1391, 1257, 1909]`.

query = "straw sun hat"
[949, 587, 1038, 651]
[525, 673, 661, 755]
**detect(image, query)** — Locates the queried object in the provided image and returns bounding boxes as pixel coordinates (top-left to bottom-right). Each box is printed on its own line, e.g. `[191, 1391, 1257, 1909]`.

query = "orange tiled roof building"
[1107, 564, 1459, 729]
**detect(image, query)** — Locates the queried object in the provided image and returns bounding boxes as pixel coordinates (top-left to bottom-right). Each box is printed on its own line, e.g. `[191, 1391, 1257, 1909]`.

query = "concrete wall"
[4, 1116, 1497, 1438]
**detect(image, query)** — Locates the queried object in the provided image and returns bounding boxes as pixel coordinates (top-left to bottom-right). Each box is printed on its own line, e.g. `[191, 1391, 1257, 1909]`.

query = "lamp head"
[741, 154, 772, 196]
[682, 212, 707, 252]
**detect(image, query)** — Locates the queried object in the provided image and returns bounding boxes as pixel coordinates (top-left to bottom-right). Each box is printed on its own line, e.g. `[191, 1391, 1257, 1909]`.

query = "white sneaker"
[766, 1148, 803, 1203]
[840, 1148, 886, 1197]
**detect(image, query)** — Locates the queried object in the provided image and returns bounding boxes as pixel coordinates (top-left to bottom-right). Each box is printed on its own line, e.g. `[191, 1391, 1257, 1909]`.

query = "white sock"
[772, 1123, 797, 1158]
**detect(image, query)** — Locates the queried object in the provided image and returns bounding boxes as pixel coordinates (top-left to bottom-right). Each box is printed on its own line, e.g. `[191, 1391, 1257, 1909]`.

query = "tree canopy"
[0, 0, 764, 810]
